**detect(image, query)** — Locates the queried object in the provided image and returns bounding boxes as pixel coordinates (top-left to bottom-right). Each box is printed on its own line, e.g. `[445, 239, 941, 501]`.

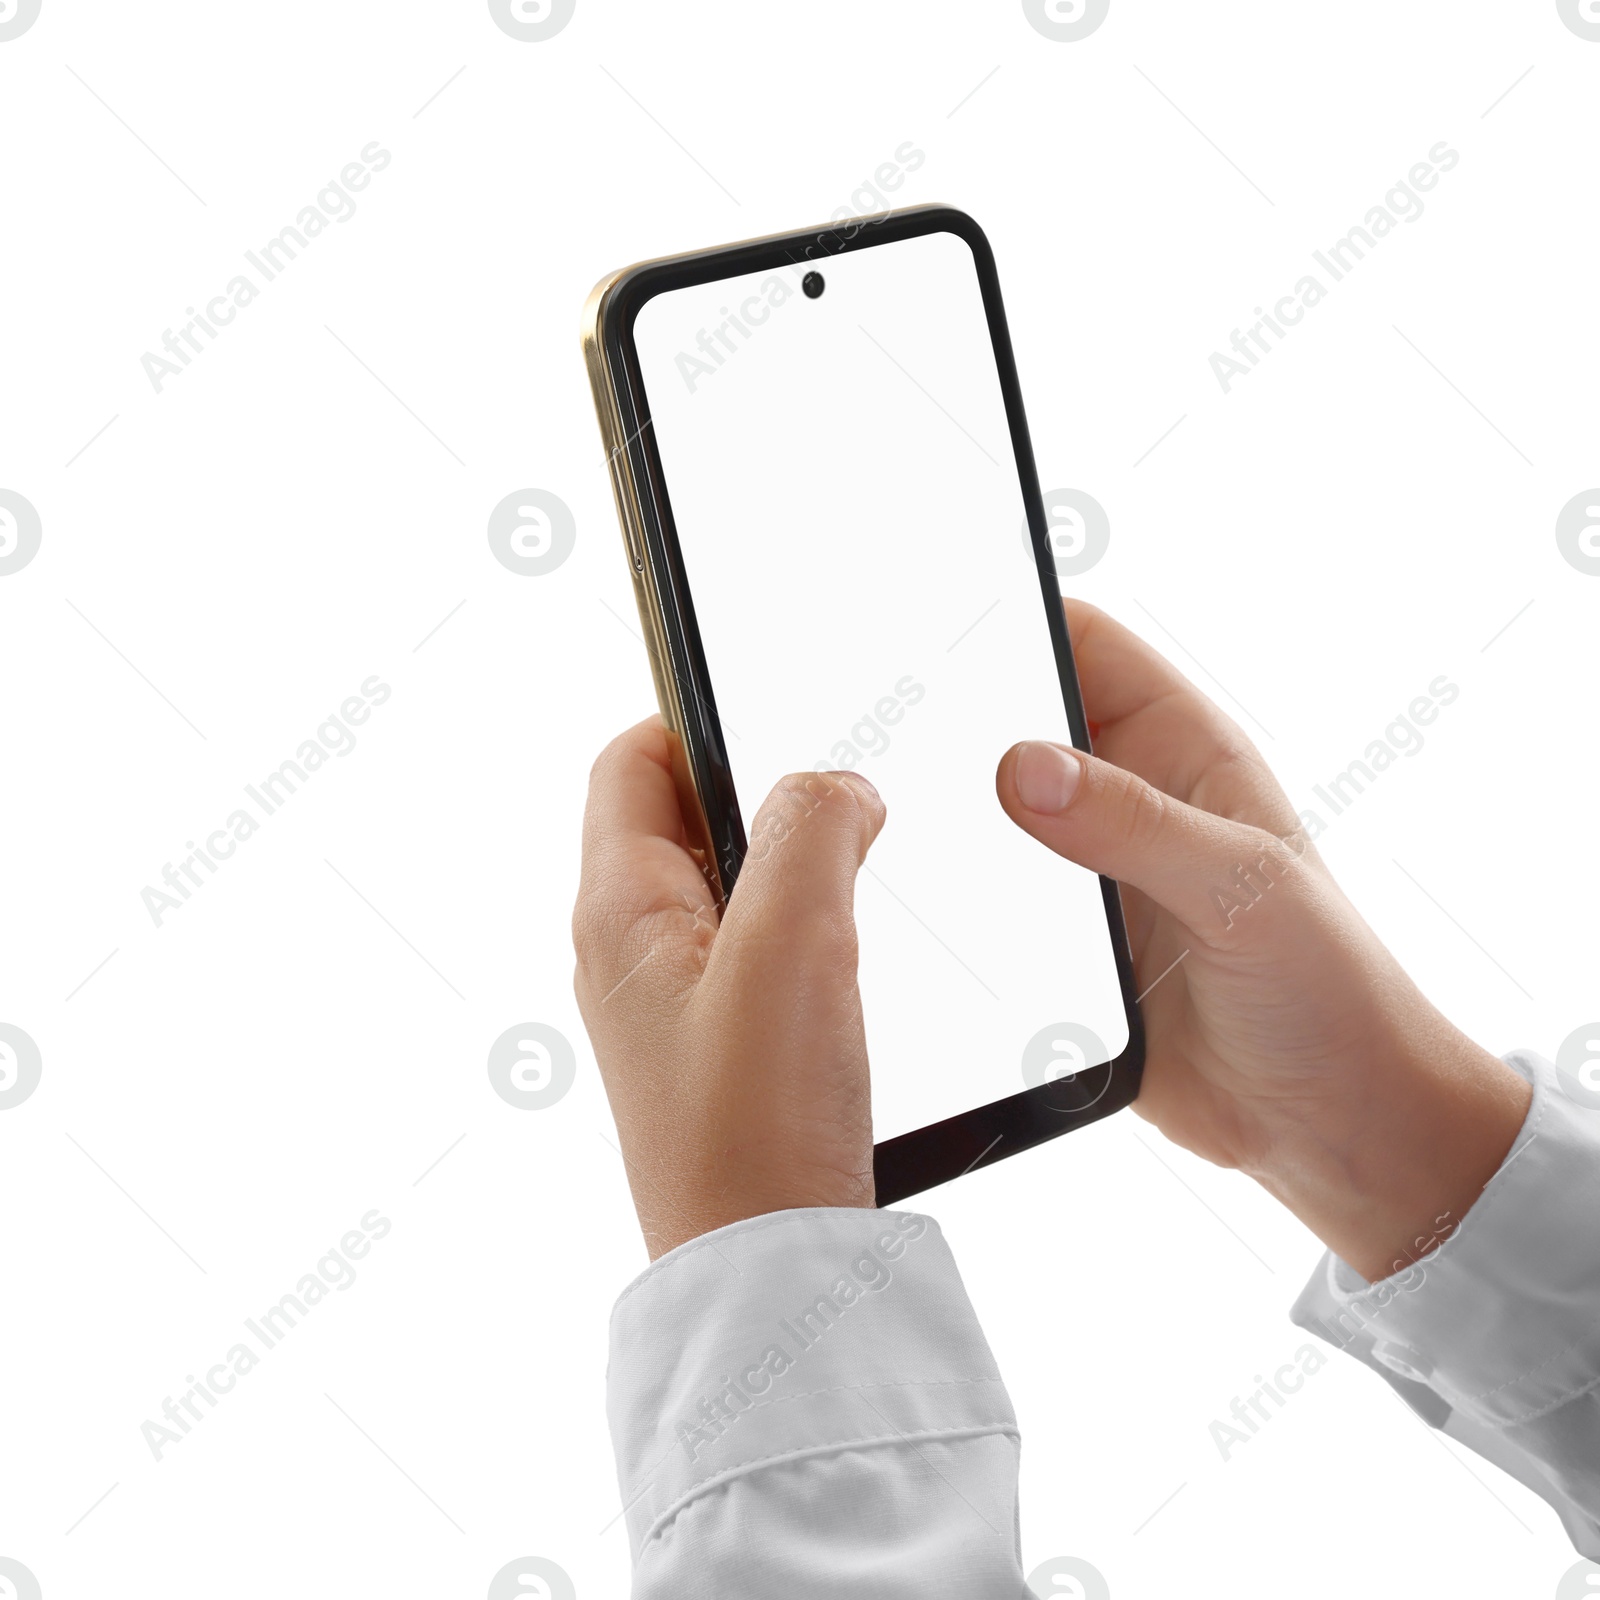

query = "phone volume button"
[609, 457, 647, 573]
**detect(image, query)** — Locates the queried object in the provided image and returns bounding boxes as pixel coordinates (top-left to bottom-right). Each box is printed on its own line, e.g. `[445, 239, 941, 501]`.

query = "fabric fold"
[607, 1206, 1018, 1559]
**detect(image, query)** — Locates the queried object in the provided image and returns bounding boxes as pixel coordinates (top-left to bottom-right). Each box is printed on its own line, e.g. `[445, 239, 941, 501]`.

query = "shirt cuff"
[1290, 1049, 1600, 1430]
[606, 1207, 1017, 1560]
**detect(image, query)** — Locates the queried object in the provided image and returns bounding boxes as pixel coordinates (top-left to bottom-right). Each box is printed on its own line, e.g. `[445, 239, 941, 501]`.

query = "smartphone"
[582, 204, 1142, 1204]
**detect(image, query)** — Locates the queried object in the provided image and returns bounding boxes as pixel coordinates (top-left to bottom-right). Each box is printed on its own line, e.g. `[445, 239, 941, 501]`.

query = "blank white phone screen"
[631, 227, 1127, 1142]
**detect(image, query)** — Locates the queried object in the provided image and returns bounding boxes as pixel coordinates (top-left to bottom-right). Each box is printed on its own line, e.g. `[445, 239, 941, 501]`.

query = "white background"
[1, 3, 1596, 1596]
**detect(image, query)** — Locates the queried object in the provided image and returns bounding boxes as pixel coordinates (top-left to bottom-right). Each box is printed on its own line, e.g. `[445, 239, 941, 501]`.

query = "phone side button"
[609, 458, 647, 573]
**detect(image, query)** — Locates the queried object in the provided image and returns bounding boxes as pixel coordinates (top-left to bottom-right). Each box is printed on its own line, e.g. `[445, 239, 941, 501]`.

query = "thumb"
[997, 740, 1285, 932]
[712, 770, 885, 967]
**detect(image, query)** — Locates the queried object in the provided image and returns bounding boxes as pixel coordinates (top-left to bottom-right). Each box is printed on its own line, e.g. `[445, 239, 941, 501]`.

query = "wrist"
[636, 1155, 875, 1261]
[1243, 1013, 1531, 1282]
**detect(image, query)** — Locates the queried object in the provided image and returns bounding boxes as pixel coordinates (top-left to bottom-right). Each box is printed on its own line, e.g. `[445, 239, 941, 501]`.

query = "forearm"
[1244, 1008, 1531, 1282]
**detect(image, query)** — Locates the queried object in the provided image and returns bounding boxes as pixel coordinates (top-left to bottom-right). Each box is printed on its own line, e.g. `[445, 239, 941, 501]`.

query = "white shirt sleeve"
[1291, 1049, 1600, 1559]
[605, 1206, 1025, 1597]
[606, 1051, 1600, 1592]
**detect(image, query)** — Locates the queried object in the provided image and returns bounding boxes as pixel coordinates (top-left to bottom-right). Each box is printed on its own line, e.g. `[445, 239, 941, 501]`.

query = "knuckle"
[1114, 770, 1171, 853]
[586, 730, 631, 793]
[1202, 823, 1314, 945]
[753, 770, 865, 853]
[571, 891, 619, 975]
[775, 769, 849, 814]
[570, 892, 621, 1005]
[1250, 826, 1302, 878]
[572, 875, 709, 1004]
[571, 865, 631, 961]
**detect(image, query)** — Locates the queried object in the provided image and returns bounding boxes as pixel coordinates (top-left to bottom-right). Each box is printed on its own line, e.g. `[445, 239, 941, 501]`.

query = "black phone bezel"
[599, 203, 1144, 1206]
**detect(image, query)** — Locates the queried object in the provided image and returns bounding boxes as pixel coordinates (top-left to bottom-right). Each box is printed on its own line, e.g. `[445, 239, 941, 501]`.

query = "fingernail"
[1014, 742, 1082, 815]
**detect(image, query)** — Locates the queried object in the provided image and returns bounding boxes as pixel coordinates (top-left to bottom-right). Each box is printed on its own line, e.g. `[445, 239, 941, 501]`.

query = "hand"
[573, 718, 884, 1259]
[996, 599, 1531, 1280]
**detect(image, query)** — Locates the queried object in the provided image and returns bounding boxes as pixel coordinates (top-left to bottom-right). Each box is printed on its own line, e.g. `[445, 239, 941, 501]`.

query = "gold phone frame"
[580, 206, 957, 903]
